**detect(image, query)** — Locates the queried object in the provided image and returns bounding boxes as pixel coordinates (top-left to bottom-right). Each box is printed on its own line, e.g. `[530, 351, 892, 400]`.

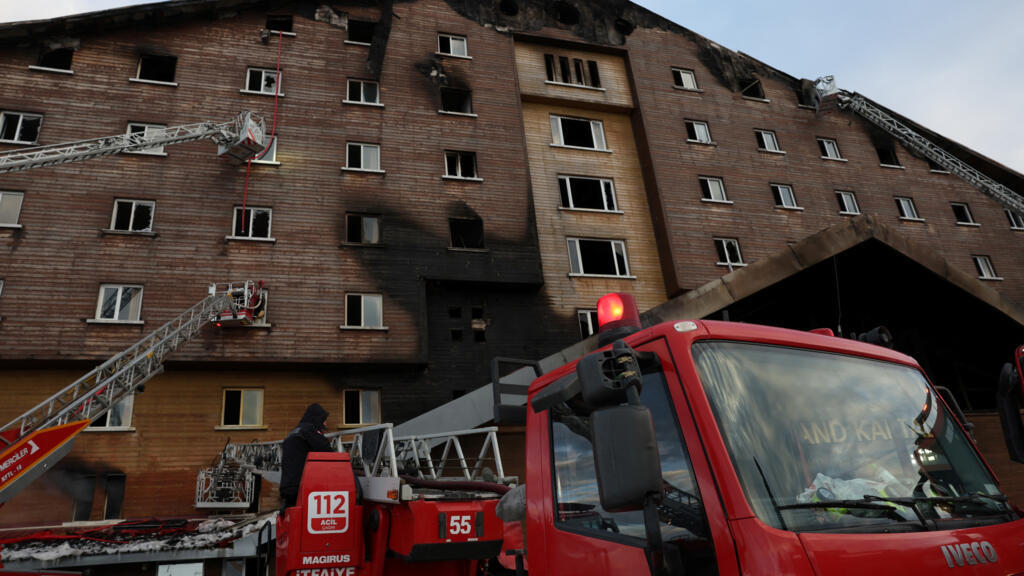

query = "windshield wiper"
[866, 493, 1013, 522]
[776, 499, 918, 526]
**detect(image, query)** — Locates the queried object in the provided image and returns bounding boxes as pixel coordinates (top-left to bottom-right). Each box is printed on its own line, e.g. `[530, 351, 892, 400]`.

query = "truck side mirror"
[591, 403, 662, 511]
[996, 361, 1024, 464]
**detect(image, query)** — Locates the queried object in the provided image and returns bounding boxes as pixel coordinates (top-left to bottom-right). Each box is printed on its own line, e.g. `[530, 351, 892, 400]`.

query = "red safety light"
[596, 293, 641, 334]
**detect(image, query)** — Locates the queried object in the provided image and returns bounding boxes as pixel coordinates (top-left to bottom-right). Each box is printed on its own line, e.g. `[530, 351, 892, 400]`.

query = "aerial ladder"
[817, 77, 1024, 215]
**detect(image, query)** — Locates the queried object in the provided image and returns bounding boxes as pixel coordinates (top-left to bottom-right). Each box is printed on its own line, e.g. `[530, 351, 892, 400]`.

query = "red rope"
[241, 30, 284, 233]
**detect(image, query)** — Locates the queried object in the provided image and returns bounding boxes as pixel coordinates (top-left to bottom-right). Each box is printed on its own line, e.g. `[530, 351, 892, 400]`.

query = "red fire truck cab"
[521, 299, 1024, 575]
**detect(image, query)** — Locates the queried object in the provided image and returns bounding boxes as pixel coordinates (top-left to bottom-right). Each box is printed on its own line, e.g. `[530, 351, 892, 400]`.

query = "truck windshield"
[693, 341, 1012, 532]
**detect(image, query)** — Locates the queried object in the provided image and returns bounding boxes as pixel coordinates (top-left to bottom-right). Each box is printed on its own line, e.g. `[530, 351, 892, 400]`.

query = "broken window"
[437, 33, 468, 57]
[559, 176, 616, 211]
[343, 389, 381, 426]
[755, 130, 781, 152]
[232, 206, 273, 239]
[449, 218, 485, 249]
[266, 15, 293, 33]
[578, 309, 598, 338]
[70, 474, 95, 522]
[698, 177, 728, 202]
[895, 196, 921, 220]
[346, 213, 380, 244]
[771, 184, 799, 209]
[0, 111, 42, 144]
[685, 120, 712, 143]
[551, 115, 606, 149]
[543, 54, 600, 87]
[104, 475, 126, 520]
[927, 159, 950, 173]
[345, 293, 383, 328]
[221, 389, 263, 427]
[567, 238, 630, 277]
[37, 47, 73, 70]
[0, 190, 25, 226]
[836, 190, 860, 215]
[817, 138, 843, 160]
[252, 134, 278, 164]
[89, 395, 134, 429]
[876, 146, 901, 167]
[672, 67, 698, 90]
[346, 142, 381, 171]
[1006, 209, 1024, 230]
[346, 79, 379, 104]
[740, 78, 765, 99]
[135, 54, 176, 83]
[348, 20, 375, 44]
[471, 306, 486, 342]
[440, 87, 473, 114]
[125, 123, 166, 155]
[444, 150, 477, 179]
[951, 202, 976, 225]
[110, 199, 155, 232]
[972, 255, 1000, 280]
[95, 284, 143, 322]
[245, 67, 281, 95]
[714, 238, 745, 268]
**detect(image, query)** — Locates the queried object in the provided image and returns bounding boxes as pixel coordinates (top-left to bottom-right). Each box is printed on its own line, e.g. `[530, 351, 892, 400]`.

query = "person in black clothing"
[280, 403, 334, 508]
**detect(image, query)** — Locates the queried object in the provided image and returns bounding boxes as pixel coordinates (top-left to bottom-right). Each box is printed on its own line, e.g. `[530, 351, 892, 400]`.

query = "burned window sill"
[700, 199, 734, 205]
[1011, 227, 1024, 232]
[123, 150, 168, 157]
[215, 425, 269, 431]
[345, 40, 372, 47]
[224, 235, 276, 243]
[820, 156, 848, 163]
[341, 167, 386, 175]
[978, 276, 1004, 282]
[741, 96, 771, 103]
[342, 100, 384, 108]
[568, 273, 637, 280]
[129, 78, 178, 87]
[757, 148, 787, 155]
[898, 217, 926, 223]
[438, 110, 478, 118]
[558, 207, 624, 215]
[448, 247, 489, 253]
[672, 86, 703, 93]
[101, 229, 158, 238]
[83, 426, 136, 433]
[716, 262, 747, 268]
[436, 52, 472, 60]
[686, 139, 717, 147]
[0, 139, 38, 146]
[252, 159, 281, 166]
[340, 241, 385, 248]
[930, 169, 951, 175]
[544, 81, 604, 92]
[267, 30, 297, 37]
[838, 211, 861, 217]
[339, 325, 389, 331]
[879, 163, 905, 170]
[550, 144, 613, 154]
[0, 223, 23, 230]
[774, 205, 804, 212]
[955, 222, 981, 228]
[28, 65, 73, 75]
[86, 319, 145, 326]
[240, 89, 285, 97]
[442, 175, 483, 182]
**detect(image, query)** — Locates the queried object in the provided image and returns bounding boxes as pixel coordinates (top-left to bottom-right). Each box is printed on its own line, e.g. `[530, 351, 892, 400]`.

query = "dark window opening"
[876, 146, 901, 166]
[223, 390, 242, 426]
[347, 144, 362, 169]
[544, 54, 556, 81]
[952, 203, 974, 224]
[440, 87, 473, 114]
[444, 150, 477, 178]
[559, 118, 594, 148]
[578, 240, 617, 275]
[560, 176, 613, 210]
[552, 1, 580, 25]
[499, 0, 519, 16]
[740, 78, 765, 99]
[448, 306, 462, 319]
[346, 213, 380, 244]
[451, 329, 464, 341]
[345, 295, 362, 326]
[137, 54, 177, 82]
[559, 56, 572, 84]
[474, 329, 486, 343]
[587, 60, 601, 88]
[450, 218, 484, 249]
[573, 59, 586, 85]
[928, 158, 948, 172]
[39, 48, 73, 70]
[348, 20, 375, 44]
[104, 475, 126, 520]
[344, 390, 361, 424]
[71, 474, 96, 522]
[266, 15, 293, 33]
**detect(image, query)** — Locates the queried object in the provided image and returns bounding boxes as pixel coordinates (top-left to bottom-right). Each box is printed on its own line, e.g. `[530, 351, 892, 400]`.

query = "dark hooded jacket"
[280, 403, 334, 505]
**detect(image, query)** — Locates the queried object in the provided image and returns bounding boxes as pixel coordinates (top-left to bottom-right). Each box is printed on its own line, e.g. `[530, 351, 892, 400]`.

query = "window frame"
[566, 237, 632, 278]
[876, 145, 903, 168]
[243, 67, 283, 96]
[714, 237, 745, 269]
[972, 255, 1001, 280]
[895, 196, 922, 221]
[92, 284, 144, 324]
[346, 20, 376, 45]
[449, 217, 486, 250]
[345, 213, 381, 245]
[1006, 209, 1024, 230]
[443, 150, 480, 180]
[684, 120, 713, 144]
[87, 395, 135, 430]
[755, 129, 782, 153]
[344, 79, 381, 106]
[671, 67, 699, 91]
[32, 47, 74, 73]
[343, 389, 382, 427]
[0, 111, 43, 144]
[124, 122, 168, 155]
[109, 199, 156, 233]
[817, 138, 845, 161]
[578, 309, 599, 338]
[698, 176, 730, 204]
[439, 87, 474, 116]
[343, 293, 385, 329]
[220, 388, 264, 428]
[0, 190, 25, 228]
[544, 54, 601, 89]
[437, 33, 469, 58]
[132, 54, 177, 86]
[230, 206, 274, 241]
[770, 184, 800, 210]
[558, 175, 619, 213]
[550, 115, 608, 151]
[344, 142, 383, 173]
[951, 202, 978, 226]
[251, 134, 279, 165]
[836, 190, 860, 215]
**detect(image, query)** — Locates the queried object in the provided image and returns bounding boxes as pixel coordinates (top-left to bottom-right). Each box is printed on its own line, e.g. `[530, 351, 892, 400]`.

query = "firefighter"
[280, 402, 334, 508]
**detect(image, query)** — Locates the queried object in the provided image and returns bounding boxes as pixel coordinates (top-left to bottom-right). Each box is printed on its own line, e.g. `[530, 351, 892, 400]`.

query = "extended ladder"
[0, 111, 265, 174]
[818, 82, 1024, 215]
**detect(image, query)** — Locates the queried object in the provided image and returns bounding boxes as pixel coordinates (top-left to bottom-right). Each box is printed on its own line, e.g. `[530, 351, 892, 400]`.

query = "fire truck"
[276, 293, 1024, 575]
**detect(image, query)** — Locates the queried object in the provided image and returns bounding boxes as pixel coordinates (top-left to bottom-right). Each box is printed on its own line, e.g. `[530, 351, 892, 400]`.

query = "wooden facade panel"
[515, 42, 633, 109]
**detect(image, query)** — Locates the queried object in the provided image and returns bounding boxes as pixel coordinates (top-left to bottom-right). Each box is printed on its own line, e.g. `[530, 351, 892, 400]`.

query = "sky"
[1, 0, 1021, 173]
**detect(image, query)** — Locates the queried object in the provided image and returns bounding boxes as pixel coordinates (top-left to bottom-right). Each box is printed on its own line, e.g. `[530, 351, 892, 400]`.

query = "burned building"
[0, 0, 1022, 569]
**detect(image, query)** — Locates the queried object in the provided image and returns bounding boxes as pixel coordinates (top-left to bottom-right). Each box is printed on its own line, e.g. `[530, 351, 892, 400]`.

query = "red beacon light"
[595, 293, 642, 345]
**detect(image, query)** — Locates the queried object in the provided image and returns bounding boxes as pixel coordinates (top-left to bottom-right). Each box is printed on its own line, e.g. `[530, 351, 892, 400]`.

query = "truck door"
[537, 338, 737, 575]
